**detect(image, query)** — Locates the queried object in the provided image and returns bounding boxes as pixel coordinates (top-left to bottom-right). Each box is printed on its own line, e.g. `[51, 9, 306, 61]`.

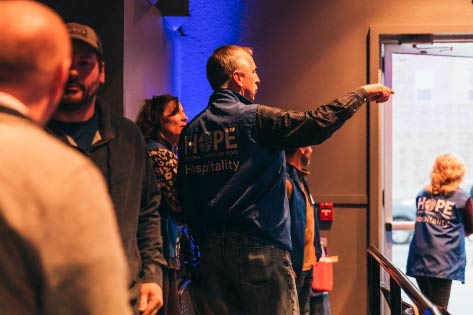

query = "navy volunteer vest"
[178, 89, 292, 251]
[406, 188, 470, 282]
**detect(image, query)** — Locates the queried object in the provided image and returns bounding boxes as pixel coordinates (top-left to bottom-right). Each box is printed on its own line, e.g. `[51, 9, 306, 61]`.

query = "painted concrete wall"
[123, 0, 172, 120]
[122, 1, 473, 314]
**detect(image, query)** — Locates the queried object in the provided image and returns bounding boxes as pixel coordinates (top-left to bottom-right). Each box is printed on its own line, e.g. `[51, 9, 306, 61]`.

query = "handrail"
[367, 245, 442, 315]
[385, 221, 416, 231]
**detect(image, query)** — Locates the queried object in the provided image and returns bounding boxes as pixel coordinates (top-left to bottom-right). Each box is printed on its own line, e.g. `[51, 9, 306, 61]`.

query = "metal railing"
[367, 245, 442, 315]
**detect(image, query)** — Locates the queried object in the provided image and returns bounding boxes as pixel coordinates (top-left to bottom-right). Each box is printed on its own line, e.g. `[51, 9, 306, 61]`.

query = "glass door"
[383, 41, 473, 315]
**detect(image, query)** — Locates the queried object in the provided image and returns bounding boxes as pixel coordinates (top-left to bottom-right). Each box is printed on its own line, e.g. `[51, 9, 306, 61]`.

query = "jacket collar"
[287, 161, 310, 179]
[0, 104, 32, 123]
[91, 98, 115, 147]
[45, 97, 115, 150]
[210, 89, 253, 106]
[147, 138, 173, 151]
[0, 92, 32, 122]
[0, 92, 29, 114]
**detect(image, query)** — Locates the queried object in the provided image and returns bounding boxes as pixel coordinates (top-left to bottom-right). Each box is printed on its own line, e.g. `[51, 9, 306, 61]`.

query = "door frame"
[367, 25, 473, 253]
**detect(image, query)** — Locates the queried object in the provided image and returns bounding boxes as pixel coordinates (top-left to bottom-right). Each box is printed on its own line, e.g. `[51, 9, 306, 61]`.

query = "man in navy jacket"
[286, 146, 330, 315]
[177, 45, 394, 315]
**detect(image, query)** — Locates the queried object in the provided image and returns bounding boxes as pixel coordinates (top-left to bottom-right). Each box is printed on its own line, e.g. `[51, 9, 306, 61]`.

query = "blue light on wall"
[163, 0, 248, 120]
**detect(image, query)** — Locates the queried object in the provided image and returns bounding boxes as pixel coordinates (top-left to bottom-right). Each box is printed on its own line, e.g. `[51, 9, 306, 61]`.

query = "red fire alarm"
[319, 202, 334, 222]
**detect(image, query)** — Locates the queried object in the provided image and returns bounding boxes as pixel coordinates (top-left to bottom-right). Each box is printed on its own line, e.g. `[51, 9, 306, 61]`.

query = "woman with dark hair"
[136, 94, 188, 315]
[406, 153, 473, 311]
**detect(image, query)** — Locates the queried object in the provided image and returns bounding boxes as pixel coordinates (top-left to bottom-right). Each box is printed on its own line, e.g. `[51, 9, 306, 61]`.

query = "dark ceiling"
[38, 0, 121, 29]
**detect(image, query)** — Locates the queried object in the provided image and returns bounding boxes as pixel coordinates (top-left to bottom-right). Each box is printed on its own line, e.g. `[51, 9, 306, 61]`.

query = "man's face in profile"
[238, 52, 260, 102]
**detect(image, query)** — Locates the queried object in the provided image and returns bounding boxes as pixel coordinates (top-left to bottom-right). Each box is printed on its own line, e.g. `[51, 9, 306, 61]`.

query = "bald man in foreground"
[0, 2, 131, 314]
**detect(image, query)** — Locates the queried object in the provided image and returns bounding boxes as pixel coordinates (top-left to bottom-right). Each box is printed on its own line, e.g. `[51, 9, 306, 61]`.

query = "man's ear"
[99, 61, 105, 84]
[232, 70, 243, 87]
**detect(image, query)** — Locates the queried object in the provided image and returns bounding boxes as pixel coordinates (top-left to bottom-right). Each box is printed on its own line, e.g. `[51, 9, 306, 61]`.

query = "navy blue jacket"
[286, 163, 322, 275]
[178, 89, 290, 249]
[178, 88, 367, 251]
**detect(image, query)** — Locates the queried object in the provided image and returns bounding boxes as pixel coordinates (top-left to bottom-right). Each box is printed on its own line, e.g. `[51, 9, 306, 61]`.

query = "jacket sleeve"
[137, 152, 167, 285]
[255, 88, 368, 150]
[462, 197, 473, 236]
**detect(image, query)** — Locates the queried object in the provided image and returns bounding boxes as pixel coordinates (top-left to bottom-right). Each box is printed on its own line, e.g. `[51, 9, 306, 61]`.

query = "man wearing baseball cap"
[66, 22, 103, 57]
[48, 22, 166, 315]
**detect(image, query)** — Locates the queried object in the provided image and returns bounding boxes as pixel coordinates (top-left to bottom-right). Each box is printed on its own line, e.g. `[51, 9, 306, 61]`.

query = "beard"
[59, 76, 101, 112]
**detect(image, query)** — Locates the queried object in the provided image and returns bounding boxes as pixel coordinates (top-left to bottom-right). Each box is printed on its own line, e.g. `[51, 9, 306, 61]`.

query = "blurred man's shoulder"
[0, 116, 97, 179]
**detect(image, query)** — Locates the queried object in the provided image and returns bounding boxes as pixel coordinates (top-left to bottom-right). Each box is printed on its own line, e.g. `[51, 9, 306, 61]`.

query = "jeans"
[415, 276, 452, 308]
[192, 231, 299, 315]
[295, 269, 313, 315]
[310, 292, 331, 315]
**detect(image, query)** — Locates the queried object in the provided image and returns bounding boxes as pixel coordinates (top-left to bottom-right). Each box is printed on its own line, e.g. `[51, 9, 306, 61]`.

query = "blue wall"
[164, 0, 249, 120]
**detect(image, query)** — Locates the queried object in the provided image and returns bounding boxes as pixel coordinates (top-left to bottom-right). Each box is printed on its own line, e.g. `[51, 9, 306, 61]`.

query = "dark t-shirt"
[48, 112, 98, 151]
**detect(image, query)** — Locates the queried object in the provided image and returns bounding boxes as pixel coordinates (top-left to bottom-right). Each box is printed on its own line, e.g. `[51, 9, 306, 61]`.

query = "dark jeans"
[192, 232, 299, 315]
[295, 269, 313, 315]
[310, 292, 330, 315]
[415, 276, 452, 308]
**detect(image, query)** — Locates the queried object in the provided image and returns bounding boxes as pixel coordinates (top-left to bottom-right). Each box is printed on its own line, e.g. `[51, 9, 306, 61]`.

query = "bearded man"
[48, 23, 166, 315]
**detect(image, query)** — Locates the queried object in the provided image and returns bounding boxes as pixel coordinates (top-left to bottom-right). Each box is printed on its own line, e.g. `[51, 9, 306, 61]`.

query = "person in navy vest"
[136, 94, 189, 315]
[177, 44, 394, 315]
[285, 146, 331, 315]
[406, 153, 473, 311]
